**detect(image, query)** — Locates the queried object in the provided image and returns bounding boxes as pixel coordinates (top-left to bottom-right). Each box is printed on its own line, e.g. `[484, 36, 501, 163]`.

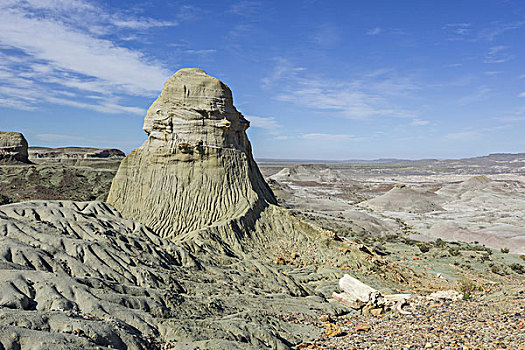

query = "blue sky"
[0, 0, 524, 160]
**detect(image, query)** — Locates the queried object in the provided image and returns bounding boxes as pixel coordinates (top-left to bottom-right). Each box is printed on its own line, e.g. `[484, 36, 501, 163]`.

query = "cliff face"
[107, 68, 275, 239]
[0, 131, 30, 164]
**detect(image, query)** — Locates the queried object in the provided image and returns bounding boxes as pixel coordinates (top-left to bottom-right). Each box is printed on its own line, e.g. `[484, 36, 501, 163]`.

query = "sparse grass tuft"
[457, 278, 481, 300]
[510, 263, 525, 274]
[448, 247, 461, 256]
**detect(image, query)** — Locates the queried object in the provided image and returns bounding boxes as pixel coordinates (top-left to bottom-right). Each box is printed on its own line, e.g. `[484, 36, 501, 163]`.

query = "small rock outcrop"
[107, 68, 276, 240]
[0, 131, 30, 164]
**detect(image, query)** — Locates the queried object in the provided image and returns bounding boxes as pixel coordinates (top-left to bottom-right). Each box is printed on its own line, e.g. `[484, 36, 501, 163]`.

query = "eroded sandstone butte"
[107, 68, 276, 240]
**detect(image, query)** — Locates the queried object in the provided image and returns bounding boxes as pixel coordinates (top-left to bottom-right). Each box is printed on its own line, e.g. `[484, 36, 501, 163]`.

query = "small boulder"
[319, 314, 333, 323]
[355, 322, 371, 332]
[325, 323, 342, 337]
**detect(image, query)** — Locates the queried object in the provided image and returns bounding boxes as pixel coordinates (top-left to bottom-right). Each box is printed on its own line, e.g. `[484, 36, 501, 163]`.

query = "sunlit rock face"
[107, 68, 276, 239]
[0, 131, 30, 164]
[143, 68, 252, 151]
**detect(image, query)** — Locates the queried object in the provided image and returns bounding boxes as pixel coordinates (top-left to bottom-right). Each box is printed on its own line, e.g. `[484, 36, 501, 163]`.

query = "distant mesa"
[0, 131, 30, 164]
[29, 146, 125, 162]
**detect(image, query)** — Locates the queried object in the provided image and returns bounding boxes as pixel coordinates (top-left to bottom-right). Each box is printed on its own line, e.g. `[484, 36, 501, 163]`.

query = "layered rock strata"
[0, 131, 30, 164]
[107, 68, 276, 240]
[28, 147, 125, 161]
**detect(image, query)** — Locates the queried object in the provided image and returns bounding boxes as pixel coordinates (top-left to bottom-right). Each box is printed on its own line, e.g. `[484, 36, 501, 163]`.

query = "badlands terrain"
[0, 69, 524, 349]
[261, 155, 525, 254]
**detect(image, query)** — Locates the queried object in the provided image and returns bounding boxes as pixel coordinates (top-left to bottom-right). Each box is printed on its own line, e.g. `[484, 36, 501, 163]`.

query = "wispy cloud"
[445, 131, 481, 141]
[518, 92, 525, 98]
[311, 24, 340, 47]
[183, 49, 217, 55]
[443, 23, 471, 40]
[479, 21, 525, 41]
[443, 21, 525, 44]
[35, 133, 104, 143]
[302, 133, 357, 140]
[494, 107, 525, 122]
[110, 18, 177, 30]
[0, 0, 174, 114]
[246, 115, 281, 130]
[263, 58, 418, 120]
[484, 46, 514, 64]
[411, 119, 430, 126]
[366, 27, 381, 36]
[458, 87, 492, 105]
[34, 132, 134, 149]
[261, 57, 306, 88]
[229, 1, 262, 17]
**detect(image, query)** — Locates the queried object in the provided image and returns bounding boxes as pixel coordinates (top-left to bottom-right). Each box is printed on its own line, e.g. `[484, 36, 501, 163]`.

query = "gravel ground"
[290, 284, 525, 349]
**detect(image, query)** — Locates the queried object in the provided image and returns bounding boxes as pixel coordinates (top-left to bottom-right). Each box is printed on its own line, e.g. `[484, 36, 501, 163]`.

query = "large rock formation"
[0, 131, 30, 164]
[107, 68, 276, 240]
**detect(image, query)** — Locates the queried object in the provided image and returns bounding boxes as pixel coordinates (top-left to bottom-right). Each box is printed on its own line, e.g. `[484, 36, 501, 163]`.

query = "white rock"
[428, 290, 463, 301]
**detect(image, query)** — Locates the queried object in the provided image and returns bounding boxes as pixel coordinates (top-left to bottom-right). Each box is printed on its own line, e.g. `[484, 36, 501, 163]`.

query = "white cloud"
[229, 1, 261, 16]
[479, 21, 525, 41]
[246, 115, 280, 130]
[264, 59, 418, 120]
[411, 119, 430, 126]
[35, 133, 102, 143]
[44, 96, 145, 115]
[484, 46, 514, 64]
[302, 133, 355, 140]
[110, 18, 177, 30]
[484, 71, 502, 76]
[0, 0, 174, 114]
[183, 49, 217, 55]
[443, 23, 471, 40]
[34, 132, 133, 149]
[518, 92, 525, 98]
[261, 57, 305, 88]
[366, 27, 381, 36]
[458, 87, 492, 104]
[495, 107, 525, 122]
[445, 131, 481, 141]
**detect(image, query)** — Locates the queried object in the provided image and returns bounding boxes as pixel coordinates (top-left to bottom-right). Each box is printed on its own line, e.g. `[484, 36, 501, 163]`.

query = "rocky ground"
[0, 164, 117, 203]
[258, 159, 525, 349]
[294, 282, 525, 349]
